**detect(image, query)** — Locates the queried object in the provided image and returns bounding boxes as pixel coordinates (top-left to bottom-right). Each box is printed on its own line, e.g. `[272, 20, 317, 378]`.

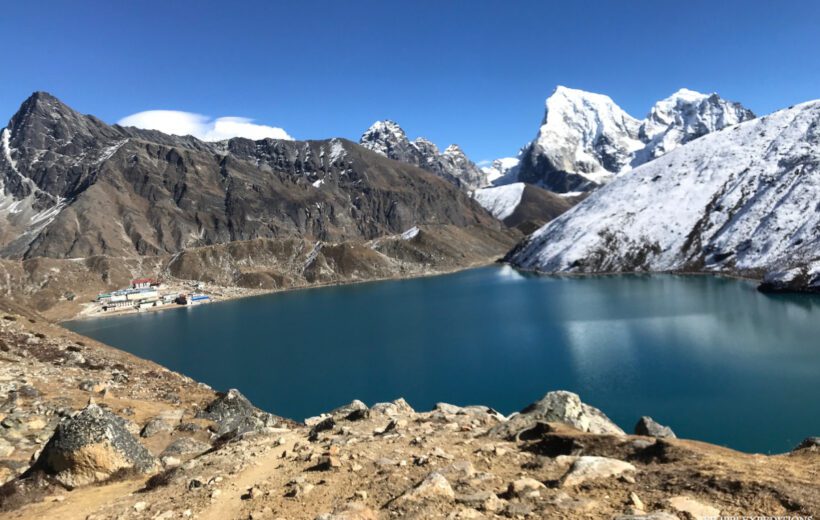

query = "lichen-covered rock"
[634, 416, 676, 438]
[489, 391, 624, 439]
[32, 404, 155, 486]
[196, 388, 274, 437]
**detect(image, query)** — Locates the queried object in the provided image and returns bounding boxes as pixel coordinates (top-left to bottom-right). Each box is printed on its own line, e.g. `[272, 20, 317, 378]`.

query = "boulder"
[397, 471, 454, 502]
[666, 495, 721, 518]
[31, 404, 155, 486]
[456, 491, 505, 513]
[308, 417, 336, 441]
[329, 399, 369, 418]
[434, 402, 507, 422]
[634, 416, 676, 438]
[506, 477, 546, 498]
[196, 389, 273, 437]
[489, 391, 624, 439]
[161, 437, 211, 457]
[559, 456, 636, 487]
[140, 418, 174, 438]
[371, 398, 415, 417]
[792, 436, 820, 451]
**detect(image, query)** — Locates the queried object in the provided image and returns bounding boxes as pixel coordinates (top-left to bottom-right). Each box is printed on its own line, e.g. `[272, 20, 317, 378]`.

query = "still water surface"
[65, 266, 820, 453]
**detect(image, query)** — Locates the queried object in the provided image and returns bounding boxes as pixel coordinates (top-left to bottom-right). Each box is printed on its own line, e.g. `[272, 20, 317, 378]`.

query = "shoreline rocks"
[634, 416, 676, 438]
[489, 390, 625, 439]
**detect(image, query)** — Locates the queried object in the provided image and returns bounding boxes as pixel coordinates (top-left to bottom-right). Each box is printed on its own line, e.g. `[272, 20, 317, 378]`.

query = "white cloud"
[117, 110, 293, 141]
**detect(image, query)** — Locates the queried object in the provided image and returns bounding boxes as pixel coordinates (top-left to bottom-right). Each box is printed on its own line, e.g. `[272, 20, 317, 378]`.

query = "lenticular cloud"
[117, 110, 293, 141]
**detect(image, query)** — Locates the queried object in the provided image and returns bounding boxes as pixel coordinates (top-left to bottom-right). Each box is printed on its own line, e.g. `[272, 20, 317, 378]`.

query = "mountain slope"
[509, 86, 755, 192]
[507, 100, 820, 288]
[359, 120, 488, 189]
[0, 93, 504, 259]
[473, 182, 576, 233]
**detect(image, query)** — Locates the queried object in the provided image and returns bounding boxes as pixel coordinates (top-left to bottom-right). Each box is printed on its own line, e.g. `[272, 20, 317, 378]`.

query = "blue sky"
[1, 1, 818, 162]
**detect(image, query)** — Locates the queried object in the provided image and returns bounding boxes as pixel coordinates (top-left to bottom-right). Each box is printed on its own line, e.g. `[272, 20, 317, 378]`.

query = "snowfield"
[473, 183, 526, 220]
[509, 100, 820, 284]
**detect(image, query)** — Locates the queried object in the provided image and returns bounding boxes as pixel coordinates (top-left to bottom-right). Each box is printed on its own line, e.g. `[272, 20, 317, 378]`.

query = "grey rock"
[559, 456, 636, 487]
[634, 416, 676, 438]
[330, 399, 368, 418]
[489, 390, 624, 439]
[17, 384, 40, 398]
[371, 398, 415, 417]
[161, 437, 211, 457]
[32, 404, 155, 486]
[308, 417, 336, 441]
[196, 389, 268, 437]
[140, 418, 174, 438]
[793, 436, 820, 451]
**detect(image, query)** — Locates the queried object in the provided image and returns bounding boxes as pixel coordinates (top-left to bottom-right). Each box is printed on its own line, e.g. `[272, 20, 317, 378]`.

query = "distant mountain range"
[0, 93, 505, 260]
[3, 87, 818, 297]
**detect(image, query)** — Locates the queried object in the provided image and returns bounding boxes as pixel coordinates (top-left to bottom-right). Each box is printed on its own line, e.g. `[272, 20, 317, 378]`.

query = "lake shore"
[60, 258, 502, 324]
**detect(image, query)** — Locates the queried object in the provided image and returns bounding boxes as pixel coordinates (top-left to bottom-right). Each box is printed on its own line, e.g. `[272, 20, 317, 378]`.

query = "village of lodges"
[94, 278, 211, 313]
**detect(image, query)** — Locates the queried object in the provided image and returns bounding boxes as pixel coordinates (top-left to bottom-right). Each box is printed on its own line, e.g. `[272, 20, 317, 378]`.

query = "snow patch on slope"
[473, 183, 526, 220]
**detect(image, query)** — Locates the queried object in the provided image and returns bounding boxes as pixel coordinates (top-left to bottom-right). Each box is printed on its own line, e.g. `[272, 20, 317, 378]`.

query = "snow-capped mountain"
[481, 157, 520, 185]
[509, 86, 755, 192]
[360, 120, 488, 189]
[507, 99, 820, 290]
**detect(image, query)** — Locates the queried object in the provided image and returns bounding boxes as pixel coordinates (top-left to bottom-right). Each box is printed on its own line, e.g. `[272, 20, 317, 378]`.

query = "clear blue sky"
[2, 1, 818, 162]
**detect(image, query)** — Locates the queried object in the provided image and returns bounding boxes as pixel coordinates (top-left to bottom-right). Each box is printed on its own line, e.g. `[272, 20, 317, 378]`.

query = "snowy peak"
[537, 86, 643, 178]
[514, 86, 755, 192]
[482, 157, 520, 185]
[638, 88, 755, 160]
[359, 120, 413, 158]
[359, 120, 488, 189]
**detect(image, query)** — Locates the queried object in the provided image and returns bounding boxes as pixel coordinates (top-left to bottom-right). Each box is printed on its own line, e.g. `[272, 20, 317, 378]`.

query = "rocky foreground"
[0, 305, 818, 519]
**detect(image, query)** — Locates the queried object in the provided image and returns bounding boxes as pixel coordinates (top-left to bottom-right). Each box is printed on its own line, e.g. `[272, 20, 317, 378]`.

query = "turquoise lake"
[64, 266, 820, 454]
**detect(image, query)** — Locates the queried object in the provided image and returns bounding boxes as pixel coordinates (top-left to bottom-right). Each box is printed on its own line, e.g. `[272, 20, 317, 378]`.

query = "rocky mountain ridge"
[500, 86, 755, 192]
[359, 120, 489, 189]
[0, 93, 504, 260]
[507, 99, 820, 292]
